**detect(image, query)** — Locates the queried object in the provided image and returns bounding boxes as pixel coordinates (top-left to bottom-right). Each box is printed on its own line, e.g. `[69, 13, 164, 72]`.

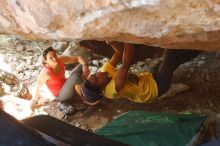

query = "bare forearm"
[122, 43, 134, 69]
[107, 41, 123, 66]
[114, 43, 134, 91]
[78, 56, 90, 77]
[59, 55, 78, 64]
[109, 42, 124, 55]
[32, 71, 47, 102]
[59, 55, 89, 66]
[32, 86, 40, 102]
[109, 52, 122, 67]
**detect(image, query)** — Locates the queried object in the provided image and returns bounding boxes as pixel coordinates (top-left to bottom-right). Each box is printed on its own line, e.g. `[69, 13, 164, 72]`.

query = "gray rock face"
[0, 0, 220, 50]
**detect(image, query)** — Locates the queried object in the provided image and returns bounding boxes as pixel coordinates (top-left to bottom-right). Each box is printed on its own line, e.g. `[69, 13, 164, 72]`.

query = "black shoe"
[58, 103, 75, 115]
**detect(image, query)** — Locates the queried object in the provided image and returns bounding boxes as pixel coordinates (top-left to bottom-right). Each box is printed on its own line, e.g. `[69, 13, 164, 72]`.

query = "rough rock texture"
[1, 0, 220, 51]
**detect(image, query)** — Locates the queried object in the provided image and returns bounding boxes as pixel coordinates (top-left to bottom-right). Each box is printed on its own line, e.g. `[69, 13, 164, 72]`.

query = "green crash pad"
[96, 111, 207, 146]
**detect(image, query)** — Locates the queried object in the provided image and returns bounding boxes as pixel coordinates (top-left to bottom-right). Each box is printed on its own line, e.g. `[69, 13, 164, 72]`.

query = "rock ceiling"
[0, 0, 220, 51]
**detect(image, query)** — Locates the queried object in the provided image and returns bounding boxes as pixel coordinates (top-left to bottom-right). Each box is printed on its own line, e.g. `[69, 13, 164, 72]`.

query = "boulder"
[0, 0, 220, 50]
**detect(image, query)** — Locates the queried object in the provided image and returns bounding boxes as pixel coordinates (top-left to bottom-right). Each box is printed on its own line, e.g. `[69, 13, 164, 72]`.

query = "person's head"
[81, 72, 111, 103]
[43, 47, 58, 66]
[88, 72, 111, 88]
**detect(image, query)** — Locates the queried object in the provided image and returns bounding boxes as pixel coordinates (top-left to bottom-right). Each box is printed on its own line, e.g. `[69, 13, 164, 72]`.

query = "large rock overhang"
[0, 0, 220, 51]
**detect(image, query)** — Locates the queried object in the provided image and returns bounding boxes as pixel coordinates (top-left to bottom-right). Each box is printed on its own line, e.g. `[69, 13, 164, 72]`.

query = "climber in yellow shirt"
[80, 42, 200, 104]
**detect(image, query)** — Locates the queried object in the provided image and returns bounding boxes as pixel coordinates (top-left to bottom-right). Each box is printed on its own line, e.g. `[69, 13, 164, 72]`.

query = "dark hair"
[85, 79, 102, 92]
[43, 47, 56, 60]
[81, 79, 104, 103]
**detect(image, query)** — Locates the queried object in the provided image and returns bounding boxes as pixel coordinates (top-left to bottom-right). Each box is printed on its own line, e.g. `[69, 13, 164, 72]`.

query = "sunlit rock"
[0, 0, 220, 50]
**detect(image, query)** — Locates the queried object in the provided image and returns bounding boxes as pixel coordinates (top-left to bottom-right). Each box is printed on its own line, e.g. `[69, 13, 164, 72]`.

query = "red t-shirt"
[45, 60, 66, 96]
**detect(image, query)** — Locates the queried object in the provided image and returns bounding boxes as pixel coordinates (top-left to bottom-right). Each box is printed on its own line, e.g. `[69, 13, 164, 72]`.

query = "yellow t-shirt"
[101, 62, 158, 103]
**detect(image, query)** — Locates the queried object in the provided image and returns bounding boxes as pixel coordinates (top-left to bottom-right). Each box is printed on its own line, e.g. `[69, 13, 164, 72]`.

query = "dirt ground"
[1, 36, 220, 145]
